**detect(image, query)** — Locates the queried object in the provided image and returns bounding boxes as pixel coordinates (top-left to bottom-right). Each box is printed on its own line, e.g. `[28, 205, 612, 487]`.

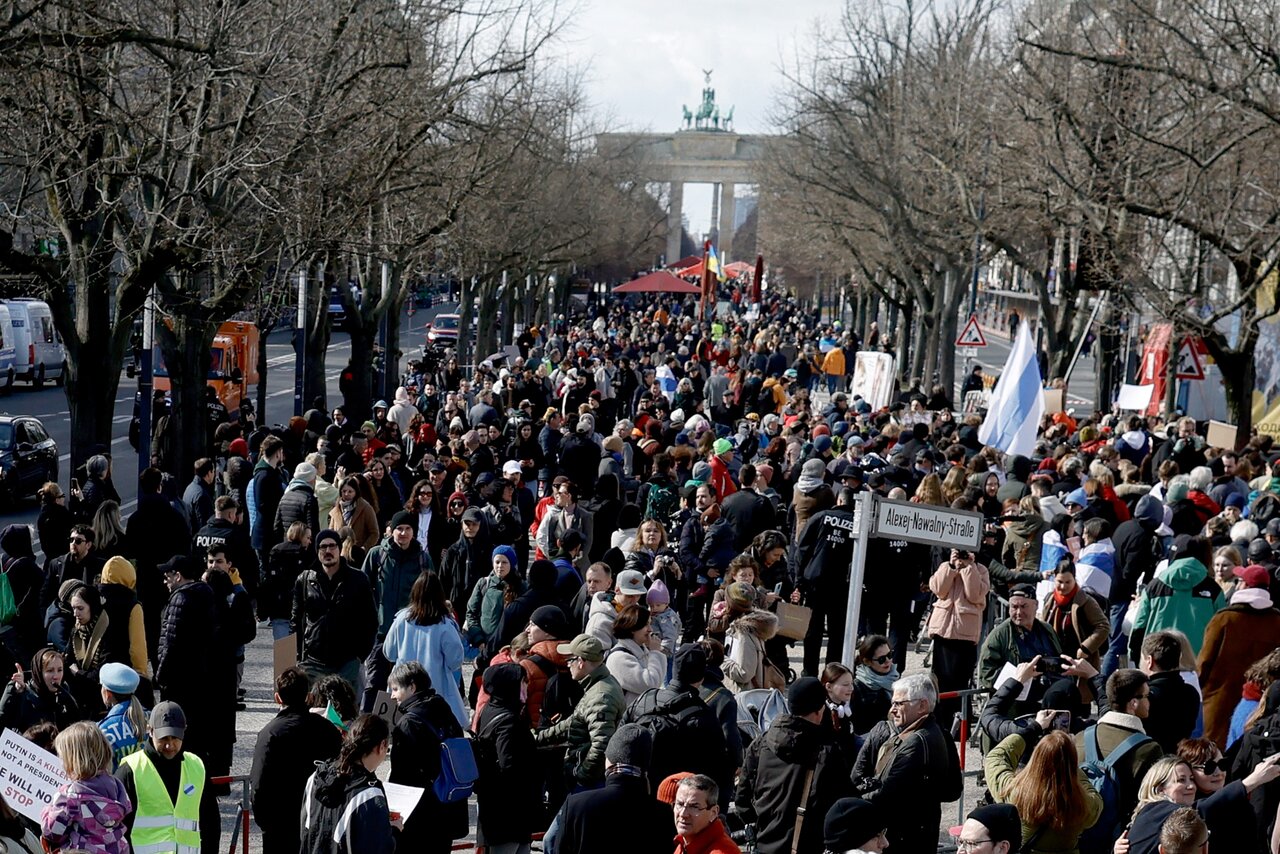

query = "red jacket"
[674, 819, 742, 854]
[709, 456, 737, 500]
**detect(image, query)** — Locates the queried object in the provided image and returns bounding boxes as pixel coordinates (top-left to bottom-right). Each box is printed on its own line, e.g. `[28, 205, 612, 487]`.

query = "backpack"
[644, 480, 680, 533]
[530, 654, 582, 729]
[422, 719, 479, 804]
[0, 559, 20, 626]
[1078, 727, 1151, 849]
[626, 688, 718, 782]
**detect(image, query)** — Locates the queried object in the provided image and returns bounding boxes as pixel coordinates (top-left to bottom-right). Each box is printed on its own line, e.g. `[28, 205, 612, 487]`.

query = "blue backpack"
[1079, 727, 1151, 849]
[424, 720, 479, 803]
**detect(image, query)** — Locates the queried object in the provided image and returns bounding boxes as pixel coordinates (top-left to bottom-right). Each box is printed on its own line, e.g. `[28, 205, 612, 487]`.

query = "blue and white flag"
[978, 322, 1044, 456]
[655, 364, 678, 401]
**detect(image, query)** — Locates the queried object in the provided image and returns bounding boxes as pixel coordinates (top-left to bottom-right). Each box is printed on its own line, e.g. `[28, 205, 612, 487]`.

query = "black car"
[0, 415, 57, 501]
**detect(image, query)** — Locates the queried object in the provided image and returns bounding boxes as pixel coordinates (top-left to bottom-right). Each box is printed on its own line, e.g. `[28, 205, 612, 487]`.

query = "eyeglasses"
[565, 656, 581, 665]
[317, 543, 339, 552]
[672, 801, 708, 814]
[418, 491, 432, 497]
[957, 839, 993, 852]
[1193, 758, 1224, 775]
[889, 699, 917, 708]
[871, 652, 895, 664]
[69, 536, 87, 544]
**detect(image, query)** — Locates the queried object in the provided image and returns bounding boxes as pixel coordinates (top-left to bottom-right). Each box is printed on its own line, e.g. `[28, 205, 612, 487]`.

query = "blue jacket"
[99, 700, 144, 771]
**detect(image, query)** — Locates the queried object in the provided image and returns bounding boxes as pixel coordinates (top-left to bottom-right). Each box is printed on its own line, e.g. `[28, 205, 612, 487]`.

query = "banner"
[850, 351, 895, 410]
[0, 729, 69, 823]
[1254, 264, 1280, 436]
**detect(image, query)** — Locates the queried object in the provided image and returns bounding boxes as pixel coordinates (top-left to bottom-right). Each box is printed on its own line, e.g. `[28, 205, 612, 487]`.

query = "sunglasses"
[451, 501, 465, 508]
[1193, 758, 1224, 775]
[871, 652, 895, 664]
[418, 491, 433, 497]
[69, 536, 87, 544]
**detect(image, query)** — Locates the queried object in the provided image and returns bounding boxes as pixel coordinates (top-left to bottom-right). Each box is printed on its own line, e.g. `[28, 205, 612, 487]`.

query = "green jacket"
[534, 663, 625, 785]
[1128, 557, 1224, 659]
[464, 571, 523, 649]
[361, 537, 434, 639]
[984, 733, 1102, 854]
[1001, 514, 1049, 573]
[978, 618, 1062, 691]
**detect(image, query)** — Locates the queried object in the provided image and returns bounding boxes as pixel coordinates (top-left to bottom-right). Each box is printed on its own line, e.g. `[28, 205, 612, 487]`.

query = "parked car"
[424, 312, 460, 349]
[3, 299, 64, 388]
[0, 415, 57, 501]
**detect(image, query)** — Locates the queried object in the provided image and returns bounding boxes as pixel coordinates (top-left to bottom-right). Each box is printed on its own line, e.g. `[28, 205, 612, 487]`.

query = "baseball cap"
[1235, 564, 1272, 589]
[150, 701, 187, 739]
[1008, 584, 1037, 601]
[502, 460, 523, 476]
[615, 569, 647, 597]
[556, 633, 605, 663]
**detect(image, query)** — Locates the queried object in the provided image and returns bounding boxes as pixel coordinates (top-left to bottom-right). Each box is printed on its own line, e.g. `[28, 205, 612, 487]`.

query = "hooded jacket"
[736, 713, 852, 854]
[474, 663, 540, 844]
[98, 556, 149, 677]
[439, 521, 492, 611]
[360, 536, 433, 639]
[996, 455, 1032, 503]
[0, 646, 80, 732]
[1128, 556, 1224, 659]
[1, 524, 44, 656]
[1109, 493, 1164, 606]
[300, 761, 394, 854]
[723, 609, 779, 692]
[496, 560, 564, 648]
[40, 769, 131, 853]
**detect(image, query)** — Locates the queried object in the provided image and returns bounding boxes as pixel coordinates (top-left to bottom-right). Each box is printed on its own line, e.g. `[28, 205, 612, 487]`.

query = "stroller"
[727, 689, 788, 854]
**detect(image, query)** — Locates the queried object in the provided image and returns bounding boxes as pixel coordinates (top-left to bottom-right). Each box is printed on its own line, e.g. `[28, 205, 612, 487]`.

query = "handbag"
[774, 601, 813, 640]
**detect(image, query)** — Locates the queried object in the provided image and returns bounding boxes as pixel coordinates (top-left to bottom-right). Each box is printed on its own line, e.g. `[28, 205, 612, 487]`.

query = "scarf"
[339, 499, 354, 525]
[72, 613, 110, 670]
[1052, 588, 1074, 608]
[855, 663, 899, 694]
[795, 473, 824, 493]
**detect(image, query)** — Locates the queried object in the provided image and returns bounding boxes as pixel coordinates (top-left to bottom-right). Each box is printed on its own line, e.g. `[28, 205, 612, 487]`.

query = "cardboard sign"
[274, 633, 298, 680]
[1206, 420, 1237, 450]
[1116, 384, 1154, 411]
[370, 691, 404, 728]
[1042, 388, 1065, 413]
[0, 729, 69, 823]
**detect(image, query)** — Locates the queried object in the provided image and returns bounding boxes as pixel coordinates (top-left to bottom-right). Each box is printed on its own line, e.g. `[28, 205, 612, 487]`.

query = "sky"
[563, 0, 840, 238]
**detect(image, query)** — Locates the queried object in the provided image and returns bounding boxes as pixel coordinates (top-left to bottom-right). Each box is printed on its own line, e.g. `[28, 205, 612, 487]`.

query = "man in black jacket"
[250, 666, 342, 854]
[553, 724, 670, 854]
[290, 528, 377, 686]
[559, 416, 601, 502]
[252, 435, 288, 563]
[1105, 493, 1164, 680]
[181, 457, 216, 533]
[852, 672, 962, 853]
[40, 523, 106, 611]
[719, 464, 776, 552]
[156, 555, 218, 765]
[126, 467, 192, 662]
[796, 488, 858, 677]
[1139, 630, 1201, 753]
[194, 496, 259, 594]
[737, 677, 853, 854]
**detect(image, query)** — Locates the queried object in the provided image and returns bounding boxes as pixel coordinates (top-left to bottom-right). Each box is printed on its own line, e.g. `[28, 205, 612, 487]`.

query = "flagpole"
[700, 239, 712, 321]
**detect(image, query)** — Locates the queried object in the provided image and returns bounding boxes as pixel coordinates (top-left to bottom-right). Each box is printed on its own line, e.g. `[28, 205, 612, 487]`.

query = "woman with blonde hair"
[91, 500, 128, 560]
[984, 729, 1101, 852]
[941, 466, 969, 505]
[912, 473, 945, 507]
[1210, 545, 1242, 598]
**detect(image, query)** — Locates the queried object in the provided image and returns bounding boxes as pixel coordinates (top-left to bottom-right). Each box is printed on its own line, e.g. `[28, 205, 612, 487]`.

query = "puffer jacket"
[605, 638, 667, 706]
[156, 579, 216, 693]
[1128, 556, 1224, 659]
[261, 540, 312, 622]
[300, 761, 395, 854]
[534, 662, 625, 786]
[465, 571, 524, 653]
[361, 536, 433, 639]
[273, 479, 319, 546]
[926, 559, 990, 643]
[518, 639, 569, 727]
[736, 713, 852, 854]
[98, 556, 149, 677]
[984, 733, 1102, 854]
[40, 772, 131, 853]
[723, 609, 778, 693]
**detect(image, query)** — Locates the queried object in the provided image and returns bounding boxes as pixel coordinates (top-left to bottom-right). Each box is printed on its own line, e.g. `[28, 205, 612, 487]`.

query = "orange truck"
[154, 320, 260, 409]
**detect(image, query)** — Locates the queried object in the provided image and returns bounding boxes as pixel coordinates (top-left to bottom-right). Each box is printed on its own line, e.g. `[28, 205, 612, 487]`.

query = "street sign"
[872, 497, 984, 550]
[1175, 337, 1205, 380]
[956, 315, 988, 347]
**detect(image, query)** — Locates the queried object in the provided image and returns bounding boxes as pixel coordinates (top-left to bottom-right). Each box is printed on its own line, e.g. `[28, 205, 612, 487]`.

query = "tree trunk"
[156, 305, 216, 480]
[303, 261, 333, 411]
[456, 276, 474, 371]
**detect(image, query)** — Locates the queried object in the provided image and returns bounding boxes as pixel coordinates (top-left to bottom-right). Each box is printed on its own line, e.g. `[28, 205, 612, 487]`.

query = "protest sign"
[274, 634, 297, 680]
[0, 729, 69, 823]
[370, 691, 404, 728]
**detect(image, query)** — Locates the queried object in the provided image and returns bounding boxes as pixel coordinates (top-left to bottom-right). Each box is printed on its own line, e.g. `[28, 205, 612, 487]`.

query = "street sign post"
[842, 493, 985, 662]
[956, 316, 988, 347]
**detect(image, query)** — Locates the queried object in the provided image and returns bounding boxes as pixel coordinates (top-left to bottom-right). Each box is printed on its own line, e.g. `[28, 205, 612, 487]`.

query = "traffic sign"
[956, 315, 988, 347]
[1175, 337, 1205, 380]
[871, 496, 984, 550]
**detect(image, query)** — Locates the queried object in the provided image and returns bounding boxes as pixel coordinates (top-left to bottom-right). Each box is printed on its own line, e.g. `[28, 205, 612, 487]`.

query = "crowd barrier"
[210, 775, 251, 854]
[936, 686, 990, 826]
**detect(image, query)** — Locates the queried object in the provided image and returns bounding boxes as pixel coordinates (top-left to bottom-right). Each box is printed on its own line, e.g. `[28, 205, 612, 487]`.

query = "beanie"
[656, 772, 695, 805]
[315, 528, 343, 548]
[605, 723, 653, 767]
[787, 676, 828, 717]
[492, 544, 518, 569]
[646, 579, 671, 606]
[388, 510, 416, 533]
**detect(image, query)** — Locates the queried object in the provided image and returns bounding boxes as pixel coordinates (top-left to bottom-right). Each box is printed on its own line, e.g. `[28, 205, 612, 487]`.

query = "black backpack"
[530, 654, 582, 728]
[626, 688, 721, 783]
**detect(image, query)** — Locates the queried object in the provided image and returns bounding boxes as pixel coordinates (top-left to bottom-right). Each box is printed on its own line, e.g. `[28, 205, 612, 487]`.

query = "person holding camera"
[926, 547, 990, 729]
[979, 653, 1096, 752]
[978, 585, 1062, 692]
[983, 729, 1103, 852]
[1040, 560, 1110, 681]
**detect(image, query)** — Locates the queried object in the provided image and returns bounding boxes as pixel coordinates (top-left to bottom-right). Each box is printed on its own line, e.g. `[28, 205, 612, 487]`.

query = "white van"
[6, 299, 64, 387]
[0, 304, 17, 393]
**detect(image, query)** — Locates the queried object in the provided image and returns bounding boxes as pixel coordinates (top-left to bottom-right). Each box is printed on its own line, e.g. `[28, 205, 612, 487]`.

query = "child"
[647, 581, 683, 679]
[41, 722, 131, 853]
[98, 662, 147, 771]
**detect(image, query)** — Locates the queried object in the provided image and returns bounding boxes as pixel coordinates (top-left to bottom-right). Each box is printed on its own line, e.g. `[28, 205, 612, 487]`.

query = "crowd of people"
[0, 293, 1277, 854]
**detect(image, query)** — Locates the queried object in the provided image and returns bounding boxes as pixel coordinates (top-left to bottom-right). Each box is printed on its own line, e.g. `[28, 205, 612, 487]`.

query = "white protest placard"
[871, 497, 983, 550]
[1116, 384, 1154, 411]
[383, 781, 425, 822]
[0, 729, 69, 823]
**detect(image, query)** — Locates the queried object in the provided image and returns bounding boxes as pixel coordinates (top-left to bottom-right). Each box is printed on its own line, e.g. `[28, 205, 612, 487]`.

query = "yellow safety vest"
[121, 750, 205, 854]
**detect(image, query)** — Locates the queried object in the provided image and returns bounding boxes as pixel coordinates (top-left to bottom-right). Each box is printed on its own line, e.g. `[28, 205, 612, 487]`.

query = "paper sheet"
[1115, 384, 1154, 410]
[383, 782, 425, 822]
[996, 663, 1032, 701]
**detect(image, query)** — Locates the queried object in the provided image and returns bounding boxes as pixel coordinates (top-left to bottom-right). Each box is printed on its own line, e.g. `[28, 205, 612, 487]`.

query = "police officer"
[795, 487, 859, 677]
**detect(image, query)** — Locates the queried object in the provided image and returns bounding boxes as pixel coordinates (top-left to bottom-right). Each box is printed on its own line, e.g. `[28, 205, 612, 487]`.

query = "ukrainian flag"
[708, 245, 727, 283]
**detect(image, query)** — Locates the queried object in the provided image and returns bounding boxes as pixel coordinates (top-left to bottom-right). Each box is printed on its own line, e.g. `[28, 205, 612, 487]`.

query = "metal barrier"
[209, 775, 251, 854]
[936, 686, 991, 826]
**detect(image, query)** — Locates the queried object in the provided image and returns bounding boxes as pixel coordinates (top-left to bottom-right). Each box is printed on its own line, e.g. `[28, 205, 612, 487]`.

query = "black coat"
[474, 669, 539, 844]
[262, 541, 313, 621]
[1, 524, 44, 659]
[36, 502, 73, 569]
[553, 773, 671, 854]
[389, 691, 469, 847]
[853, 713, 962, 853]
[439, 531, 491, 613]
[719, 489, 776, 552]
[249, 706, 342, 847]
[291, 561, 377, 670]
[558, 434, 600, 500]
[1144, 670, 1201, 754]
[1110, 516, 1161, 605]
[1230, 703, 1280, 844]
[39, 551, 105, 613]
[736, 713, 854, 854]
[156, 579, 216, 693]
[1125, 782, 1257, 854]
[497, 564, 566, 649]
[273, 483, 319, 548]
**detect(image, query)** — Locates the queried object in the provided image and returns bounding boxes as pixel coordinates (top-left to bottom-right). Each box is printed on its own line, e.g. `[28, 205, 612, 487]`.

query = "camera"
[853, 776, 881, 796]
[1036, 657, 1066, 675]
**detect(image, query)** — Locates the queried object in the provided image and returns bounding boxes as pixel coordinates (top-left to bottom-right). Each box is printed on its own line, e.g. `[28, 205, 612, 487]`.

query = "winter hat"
[801, 458, 827, 479]
[315, 528, 343, 549]
[646, 580, 671, 606]
[670, 408, 686, 425]
[673, 643, 707, 685]
[725, 581, 757, 610]
[529, 605, 570, 639]
[713, 438, 733, 457]
[228, 438, 248, 458]
[1226, 493, 1247, 510]
[576, 414, 595, 434]
[814, 435, 833, 453]
[293, 461, 317, 482]
[448, 491, 468, 507]
[968, 804, 1024, 852]
[603, 435, 624, 453]
[812, 424, 831, 438]
[1064, 487, 1088, 508]
[100, 662, 140, 696]
[691, 461, 712, 483]
[1166, 479, 1190, 505]
[361, 420, 377, 432]
[388, 510, 416, 533]
[605, 723, 653, 768]
[787, 676, 828, 717]
[492, 545, 518, 569]
[657, 772, 695, 805]
[756, 463, 774, 484]
[823, 798, 884, 852]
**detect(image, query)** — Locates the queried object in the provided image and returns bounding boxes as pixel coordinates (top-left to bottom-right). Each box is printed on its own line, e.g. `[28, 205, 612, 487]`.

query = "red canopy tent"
[724, 261, 753, 278]
[612, 271, 703, 294]
[666, 255, 702, 272]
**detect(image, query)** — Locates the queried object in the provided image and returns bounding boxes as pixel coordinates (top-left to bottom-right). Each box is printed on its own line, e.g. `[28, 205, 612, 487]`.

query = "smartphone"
[70, 478, 80, 493]
[1053, 711, 1070, 731]
[1036, 657, 1065, 675]
[773, 583, 784, 595]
